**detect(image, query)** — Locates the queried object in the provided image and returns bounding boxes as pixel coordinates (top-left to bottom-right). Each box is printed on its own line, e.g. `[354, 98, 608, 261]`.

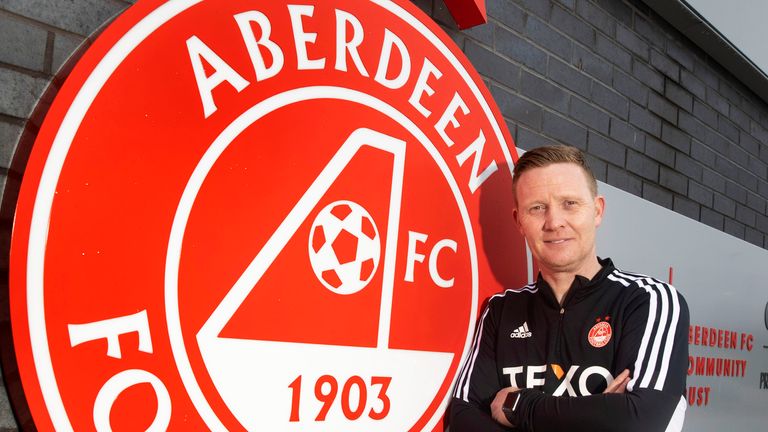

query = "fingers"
[615, 368, 630, 383]
[490, 387, 518, 427]
[614, 375, 629, 393]
[603, 369, 631, 394]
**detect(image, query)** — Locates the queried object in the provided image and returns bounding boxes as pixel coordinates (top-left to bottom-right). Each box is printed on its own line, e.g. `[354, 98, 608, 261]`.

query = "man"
[450, 145, 689, 431]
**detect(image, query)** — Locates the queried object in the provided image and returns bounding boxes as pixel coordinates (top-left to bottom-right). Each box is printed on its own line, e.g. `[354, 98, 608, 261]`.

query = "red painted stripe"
[443, 0, 487, 29]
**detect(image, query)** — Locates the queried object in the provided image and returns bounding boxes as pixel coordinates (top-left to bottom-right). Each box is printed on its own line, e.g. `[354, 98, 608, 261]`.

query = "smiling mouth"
[544, 239, 570, 244]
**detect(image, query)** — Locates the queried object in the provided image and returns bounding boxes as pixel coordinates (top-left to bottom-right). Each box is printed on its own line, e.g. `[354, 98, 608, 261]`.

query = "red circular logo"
[588, 321, 613, 348]
[8, 0, 528, 430]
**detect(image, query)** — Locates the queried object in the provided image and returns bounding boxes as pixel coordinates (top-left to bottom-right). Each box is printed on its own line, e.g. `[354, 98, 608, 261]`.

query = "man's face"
[513, 163, 605, 276]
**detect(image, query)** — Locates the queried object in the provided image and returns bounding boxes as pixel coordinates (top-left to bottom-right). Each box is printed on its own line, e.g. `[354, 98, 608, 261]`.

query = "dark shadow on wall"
[479, 162, 533, 292]
[0, 20, 111, 430]
[443, 162, 534, 431]
[0, 55, 77, 432]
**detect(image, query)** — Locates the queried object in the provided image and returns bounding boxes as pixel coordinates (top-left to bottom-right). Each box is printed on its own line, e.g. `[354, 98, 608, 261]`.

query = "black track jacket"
[450, 258, 689, 432]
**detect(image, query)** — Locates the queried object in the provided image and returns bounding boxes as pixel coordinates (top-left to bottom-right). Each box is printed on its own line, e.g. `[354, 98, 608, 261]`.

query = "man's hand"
[603, 369, 630, 394]
[489, 369, 628, 428]
[490, 387, 518, 427]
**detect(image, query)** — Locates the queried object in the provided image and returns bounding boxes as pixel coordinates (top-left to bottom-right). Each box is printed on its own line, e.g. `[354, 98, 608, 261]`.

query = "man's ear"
[512, 205, 524, 234]
[594, 195, 605, 227]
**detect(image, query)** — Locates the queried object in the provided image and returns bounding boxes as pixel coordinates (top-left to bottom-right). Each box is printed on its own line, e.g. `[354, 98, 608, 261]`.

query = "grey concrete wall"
[1, 0, 767, 429]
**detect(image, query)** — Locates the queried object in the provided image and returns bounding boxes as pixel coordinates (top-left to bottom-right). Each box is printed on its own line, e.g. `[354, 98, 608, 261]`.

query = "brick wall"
[420, 0, 768, 246]
[1, 0, 767, 429]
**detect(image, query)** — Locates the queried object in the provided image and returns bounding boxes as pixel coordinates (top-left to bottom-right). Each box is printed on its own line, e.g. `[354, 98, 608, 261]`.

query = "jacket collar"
[537, 257, 615, 309]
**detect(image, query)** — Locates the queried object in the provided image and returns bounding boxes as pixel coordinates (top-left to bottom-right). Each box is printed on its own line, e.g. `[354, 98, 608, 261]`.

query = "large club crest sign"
[8, 0, 527, 430]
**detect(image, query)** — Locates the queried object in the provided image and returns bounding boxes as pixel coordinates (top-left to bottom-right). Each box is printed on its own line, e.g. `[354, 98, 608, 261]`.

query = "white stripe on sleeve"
[614, 271, 656, 392]
[627, 282, 655, 391]
[614, 269, 681, 392]
[455, 305, 491, 401]
[454, 287, 536, 401]
[639, 281, 670, 389]
[655, 283, 681, 390]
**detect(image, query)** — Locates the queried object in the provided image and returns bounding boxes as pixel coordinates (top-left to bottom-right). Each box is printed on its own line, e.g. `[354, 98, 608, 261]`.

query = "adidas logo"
[510, 322, 533, 339]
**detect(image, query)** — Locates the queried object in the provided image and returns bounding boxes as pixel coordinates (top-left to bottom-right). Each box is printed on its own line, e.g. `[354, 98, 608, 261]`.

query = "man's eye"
[564, 200, 578, 207]
[530, 205, 545, 213]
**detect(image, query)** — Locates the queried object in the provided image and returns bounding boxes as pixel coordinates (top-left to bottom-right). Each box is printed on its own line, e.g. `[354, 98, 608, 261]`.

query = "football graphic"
[309, 200, 381, 295]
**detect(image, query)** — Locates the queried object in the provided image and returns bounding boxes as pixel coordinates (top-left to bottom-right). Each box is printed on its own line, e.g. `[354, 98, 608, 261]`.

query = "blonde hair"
[512, 145, 598, 197]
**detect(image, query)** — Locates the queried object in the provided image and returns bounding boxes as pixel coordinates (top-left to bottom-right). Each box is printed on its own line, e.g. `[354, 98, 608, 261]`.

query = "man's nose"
[543, 207, 566, 230]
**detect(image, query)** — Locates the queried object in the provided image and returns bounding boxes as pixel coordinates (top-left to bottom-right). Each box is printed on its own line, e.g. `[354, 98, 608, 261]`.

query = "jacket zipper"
[555, 307, 565, 359]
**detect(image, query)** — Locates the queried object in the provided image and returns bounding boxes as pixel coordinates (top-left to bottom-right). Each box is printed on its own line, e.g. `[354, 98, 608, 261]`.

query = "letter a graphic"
[195, 128, 453, 430]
